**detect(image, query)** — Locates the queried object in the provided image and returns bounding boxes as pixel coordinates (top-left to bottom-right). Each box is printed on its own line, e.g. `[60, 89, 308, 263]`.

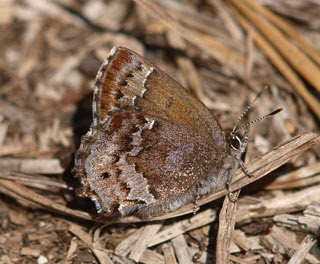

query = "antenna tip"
[269, 108, 283, 116]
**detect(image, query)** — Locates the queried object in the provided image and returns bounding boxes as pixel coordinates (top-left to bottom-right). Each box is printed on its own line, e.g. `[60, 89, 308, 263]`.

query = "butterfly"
[73, 46, 249, 218]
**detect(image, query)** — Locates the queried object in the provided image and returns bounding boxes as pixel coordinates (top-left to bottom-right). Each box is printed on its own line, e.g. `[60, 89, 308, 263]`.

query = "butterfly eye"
[230, 135, 241, 151]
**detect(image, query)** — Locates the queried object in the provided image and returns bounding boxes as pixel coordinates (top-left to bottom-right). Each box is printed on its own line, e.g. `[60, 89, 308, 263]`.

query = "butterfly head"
[227, 129, 248, 154]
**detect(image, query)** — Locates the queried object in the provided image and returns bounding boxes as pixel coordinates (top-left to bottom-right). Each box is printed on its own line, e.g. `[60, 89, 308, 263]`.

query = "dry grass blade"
[69, 224, 114, 264]
[134, 0, 244, 70]
[0, 179, 93, 221]
[244, 0, 320, 66]
[162, 243, 177, 264]
[230, 0, 320, 93]
[0, 170, 69, 191]
[0, 158, 64, 174]
[229, 0, 320, 118]
[265, 162, 320, 190]
[229, 4, 320, 120]
[236, 182, 320, 223]
[260, 226, 318, 263]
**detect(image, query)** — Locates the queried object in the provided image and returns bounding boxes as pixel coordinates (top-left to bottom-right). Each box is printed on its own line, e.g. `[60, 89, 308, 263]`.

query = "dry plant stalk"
[216, 190, 240, 264]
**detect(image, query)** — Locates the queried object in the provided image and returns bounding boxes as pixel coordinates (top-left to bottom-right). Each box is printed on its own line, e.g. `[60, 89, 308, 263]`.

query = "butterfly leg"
[226, 171, 239, 202]
[240, 161, 252, 178]
[225, 158, 244, 202]
[193, 185, 201, 214]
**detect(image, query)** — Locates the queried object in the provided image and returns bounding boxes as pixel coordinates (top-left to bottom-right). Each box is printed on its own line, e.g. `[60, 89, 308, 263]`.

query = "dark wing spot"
[100, 172, 111, 179]
[116, 168, 122, 177]
[124, 135, 133, 144]
[116, 90, 125, 100]
[119, 182, 130, 194]
[136, 64, 144, 71]
[126, 72, 134, 78]
[113, 155, 120, 163]
[123, 136, 133, 151]
[120, 80, 128, 86]
[134, 163, 140, 172]
[130, 125, 140, 133]
[137, 115, 148, 124]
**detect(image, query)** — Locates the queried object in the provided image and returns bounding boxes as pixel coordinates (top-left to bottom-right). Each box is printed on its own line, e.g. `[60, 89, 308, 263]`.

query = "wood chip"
[20, 247, 41, 257]
[0, 159, 64, 174]
[216, 191, 239, 264]
[171, 234, 193, 264]
[162, 243, 177, 264]
[115, 227, 144, 256]
[288, 235, 317, 264]
[140, 249, 165, 264]
[129, 222, 163, 262]
[148, 209, 217, 247]
[68, 224, 92, 246]
[274, 201, 320, 235]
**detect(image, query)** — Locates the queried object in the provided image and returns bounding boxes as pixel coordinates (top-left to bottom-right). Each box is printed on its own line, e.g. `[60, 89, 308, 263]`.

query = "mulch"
[0, 0, 319, 263]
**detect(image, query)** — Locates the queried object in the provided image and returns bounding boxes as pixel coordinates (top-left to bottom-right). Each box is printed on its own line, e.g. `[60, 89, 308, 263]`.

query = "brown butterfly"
[74, 46, 249, 218]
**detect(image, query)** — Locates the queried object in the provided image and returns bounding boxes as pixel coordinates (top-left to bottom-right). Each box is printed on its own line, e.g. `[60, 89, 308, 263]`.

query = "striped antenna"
[232, 85, 269, 135]
[233, 108, 283, 135]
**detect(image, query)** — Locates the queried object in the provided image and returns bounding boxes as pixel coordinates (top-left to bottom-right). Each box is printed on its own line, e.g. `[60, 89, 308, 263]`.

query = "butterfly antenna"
[232, 85, 269, 134]
[233, 108, 283, 135]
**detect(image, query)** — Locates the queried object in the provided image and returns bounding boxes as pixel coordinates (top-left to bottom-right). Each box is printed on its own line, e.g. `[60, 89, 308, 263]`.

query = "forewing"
[92, 46, 224, 146]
